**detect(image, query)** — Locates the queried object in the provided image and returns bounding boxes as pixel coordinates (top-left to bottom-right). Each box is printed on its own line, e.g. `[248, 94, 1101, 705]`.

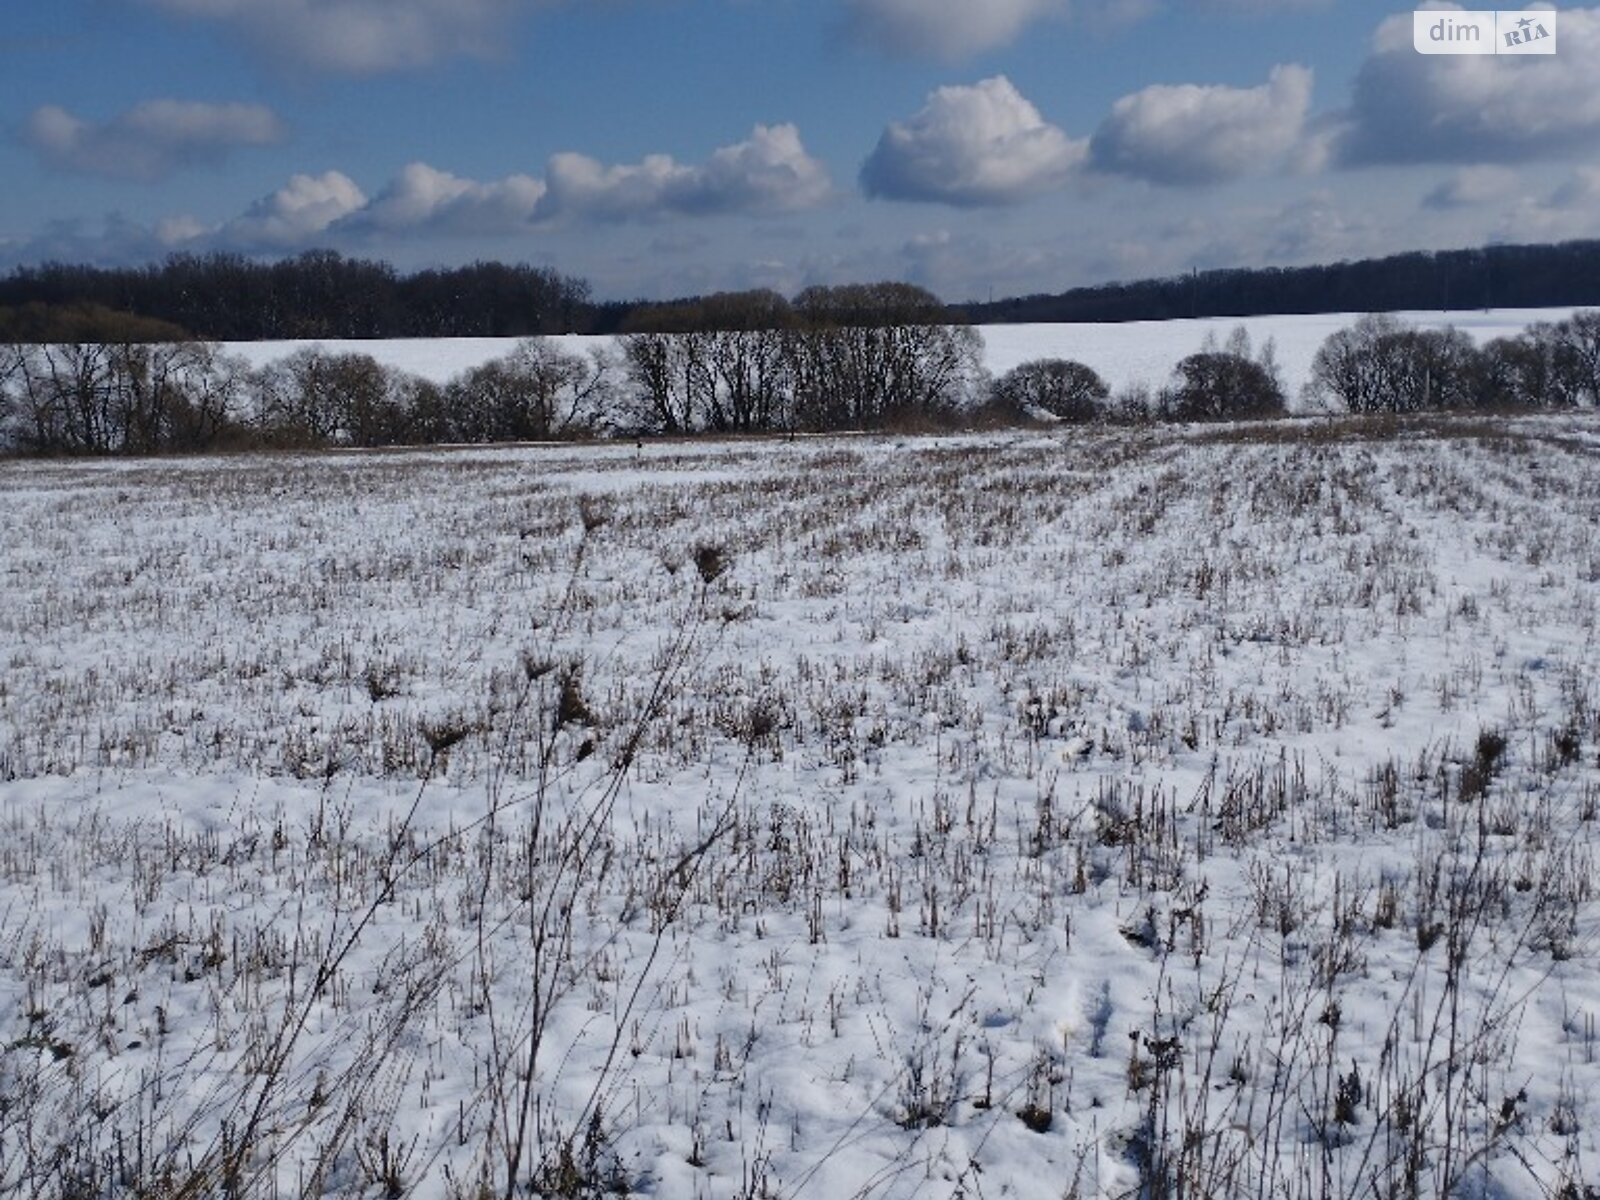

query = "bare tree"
[789, 282, 984, 430]
[1554, 310, 1600, 405]
[1477, 324, 1586, 409]
[619, 332, 710, 435]
[1306, 315, 1480, 414]
[500, 338, 614, 439]
[1305, 315, 1406, 414]
[700, 291, 794, 433]
[992, 358, 1109, 423]
[447, 340, 614, 443]
[172, 344, 253, 449]
[254, 348, 416, 447]
[1162, 346, 1286, 421]
[256, 348, 347, 446]
[616, 283, 981, 435]
[4, 342, 119, 453]
[107, 340, 237, 453]
[0, 341, 23, 453]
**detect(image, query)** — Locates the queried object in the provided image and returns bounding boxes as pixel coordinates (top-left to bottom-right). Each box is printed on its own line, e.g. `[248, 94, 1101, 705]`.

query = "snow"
[225, 333, 607, 385]
[2, 400, 1600, 1198]
[224, 306, 1586, 406]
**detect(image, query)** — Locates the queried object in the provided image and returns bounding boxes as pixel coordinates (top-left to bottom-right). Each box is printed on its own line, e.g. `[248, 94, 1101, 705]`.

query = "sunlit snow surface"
[3, 347, 1600, 1198]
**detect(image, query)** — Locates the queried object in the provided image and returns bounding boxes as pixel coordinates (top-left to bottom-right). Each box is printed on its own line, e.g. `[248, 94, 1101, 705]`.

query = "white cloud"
[154, 214, 215, 244]
[1335, 5, 1600, 165]
[134, 0, 527, 74]
[1255, 190, 1378, 264]
[534, 124, 831, 223]
[221, 170, 367, 249]
[537, 153, 689, 223]
[0, 213, 210, 270]
[860, 76, 1087, 206]
[9, 124, 829, 266]
[1488, 167, 1600, 242]
[841, 0, 1332, 59]
[691, 125, 834, 214]
[1548, 165, 1600, 209]
[1090, 64, 1314, 185]
[1422, 166, 1520, 210]
[23, 100, 285, 182]
[345, 162, 546, 236]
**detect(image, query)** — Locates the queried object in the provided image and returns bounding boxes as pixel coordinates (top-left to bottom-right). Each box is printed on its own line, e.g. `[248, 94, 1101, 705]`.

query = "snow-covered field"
[3, 413, 1600, 1198]
[223, 307, 1585, 405]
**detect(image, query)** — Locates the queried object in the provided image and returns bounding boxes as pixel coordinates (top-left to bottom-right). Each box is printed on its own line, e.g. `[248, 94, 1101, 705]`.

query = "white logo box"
[1413, 8, 1557, 54]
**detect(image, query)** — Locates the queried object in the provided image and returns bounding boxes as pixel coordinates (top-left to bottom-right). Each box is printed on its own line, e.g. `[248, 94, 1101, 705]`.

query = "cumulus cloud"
[4, 125, 831, 267]
[860, 76, 1087, 206]
[534, 124, 831, 223]
[1090, 64, 1314, 185]
[23, 100, 285, 182]
[220, 170, 367, 249]
[690, 125, 834, 214]
[133, 0, 526, 74]
[343, 162, 547, 236]
[1334, 6, 1600, 166]
[209, 128, 824, 248]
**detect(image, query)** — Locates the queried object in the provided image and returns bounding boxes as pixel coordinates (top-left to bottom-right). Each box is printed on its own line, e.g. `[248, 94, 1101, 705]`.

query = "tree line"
[619, 284, 981, 434]
[0, 252, 592, 341]
[3, 297, 1597, 456]
[0, 334, 611, 456]
[993, 312, 1600, 423]
[1303, 311, 1600, 415]
[0, 284, 982, 455]
[966, 241, 1600, 325]
[9, 239, 1600, 342]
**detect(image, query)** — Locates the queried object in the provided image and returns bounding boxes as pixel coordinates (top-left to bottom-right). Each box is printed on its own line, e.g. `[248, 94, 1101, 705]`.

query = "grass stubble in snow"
[2, 416, 1600, 1198]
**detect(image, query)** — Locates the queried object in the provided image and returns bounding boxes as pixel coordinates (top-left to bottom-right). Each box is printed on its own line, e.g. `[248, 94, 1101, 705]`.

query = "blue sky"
[3, 1, 1597, 302]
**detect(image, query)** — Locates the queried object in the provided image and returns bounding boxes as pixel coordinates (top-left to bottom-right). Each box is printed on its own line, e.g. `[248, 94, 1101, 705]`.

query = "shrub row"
[3, 306, 1597, 456]
[993, 312, 1600, 428]
[1306, 311, 1600, 414]
[0, 283, 986, 454]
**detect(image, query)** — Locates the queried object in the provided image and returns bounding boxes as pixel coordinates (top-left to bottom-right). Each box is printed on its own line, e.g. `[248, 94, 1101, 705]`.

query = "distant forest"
[0, 253, 594, 342]
[4, 239, 1600, 342]
[963, 240, 1600, 325]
